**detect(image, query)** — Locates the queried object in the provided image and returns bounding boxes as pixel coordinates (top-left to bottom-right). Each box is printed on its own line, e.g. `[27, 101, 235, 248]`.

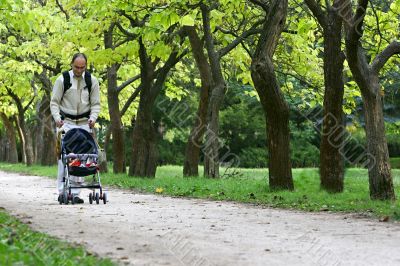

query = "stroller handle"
[65, 154, 98, 159]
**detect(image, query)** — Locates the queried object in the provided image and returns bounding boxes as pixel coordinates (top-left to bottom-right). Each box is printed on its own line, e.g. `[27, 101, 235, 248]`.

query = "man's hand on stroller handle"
[88, 119, 96, 128]
[56, 119, 95, 129]
[56, 120, 64, 128]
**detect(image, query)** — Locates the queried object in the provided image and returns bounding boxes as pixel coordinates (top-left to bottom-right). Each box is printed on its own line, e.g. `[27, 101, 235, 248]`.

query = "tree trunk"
[201, 4, 227, 178]
[0, 131, 6, 161]
[0, 113, 18, 163]
[129, 37, 184, 177]
[250, 0, 293, 190]
[38, 93, 56, 165]
[203, 83, 225, 178]
[129, 98, 158, 177]
[183, 26, 212, 177]
[15, 119, 25, 163]
[319, 7, 345, 193]
[129, 38, 158, 177]
[99, 126, 111, 173]
[104, 26, 126, 174]
[17, 115, 34, 166]
[343, 0, 396, 200]
[251, 60, 293, 190]
[363, 78, 395, 200]
[33, 71, 56, 165]
[107, 63, 126, 174]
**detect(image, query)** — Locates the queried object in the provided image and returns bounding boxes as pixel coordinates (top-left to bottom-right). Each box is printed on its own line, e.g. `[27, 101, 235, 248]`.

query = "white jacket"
[50, 70, 101, 125]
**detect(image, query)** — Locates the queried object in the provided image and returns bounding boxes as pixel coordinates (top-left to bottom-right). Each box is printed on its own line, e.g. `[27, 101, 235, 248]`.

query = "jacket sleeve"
[50, 76, 64, 123]
[89, 77, 101, 122]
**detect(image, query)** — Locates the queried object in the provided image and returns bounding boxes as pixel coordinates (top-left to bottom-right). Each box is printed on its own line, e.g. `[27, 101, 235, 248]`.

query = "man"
[50, 53, 101, 204]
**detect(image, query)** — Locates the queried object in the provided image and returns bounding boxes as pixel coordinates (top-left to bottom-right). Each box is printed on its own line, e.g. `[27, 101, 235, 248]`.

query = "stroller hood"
[62, 128, 98, 155]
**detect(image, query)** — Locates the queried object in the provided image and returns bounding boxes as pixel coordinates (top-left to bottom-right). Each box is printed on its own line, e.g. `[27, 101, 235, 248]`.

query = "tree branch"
[371, 41, 400, 74]
[117, 10, 149, 28]
[55, 0, 69, 20]
[350, 0, 368, 41]
[304, 0, 328, 29]
[34, 59, 59, 74]
[121, 84, 142, 116]
[248, 0, 269, 12]
[6, 88, 23, 113]
[115, 22, 137, 38]
[368, 0, 384, 52]
[218, 20, 264, 58]
[116, 74, 141, 93]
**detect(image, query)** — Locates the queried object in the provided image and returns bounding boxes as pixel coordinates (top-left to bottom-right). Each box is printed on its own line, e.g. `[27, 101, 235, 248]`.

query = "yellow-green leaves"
[181, 14, 196, 26]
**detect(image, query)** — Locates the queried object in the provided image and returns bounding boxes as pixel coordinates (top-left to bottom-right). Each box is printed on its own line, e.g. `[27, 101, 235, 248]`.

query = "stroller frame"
[57, 127, 107, 205]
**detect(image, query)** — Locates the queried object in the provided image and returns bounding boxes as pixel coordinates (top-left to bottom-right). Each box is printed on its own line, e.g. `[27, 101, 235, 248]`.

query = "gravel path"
[0, 171, 399, 266]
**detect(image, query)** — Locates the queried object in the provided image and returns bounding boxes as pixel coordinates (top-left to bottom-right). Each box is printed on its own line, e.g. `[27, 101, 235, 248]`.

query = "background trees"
[0, 0, 399, 200]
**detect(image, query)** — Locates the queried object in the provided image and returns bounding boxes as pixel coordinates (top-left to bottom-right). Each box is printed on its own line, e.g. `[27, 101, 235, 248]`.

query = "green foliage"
[238, 147, 268, 168]
[390, 158, 400, 169]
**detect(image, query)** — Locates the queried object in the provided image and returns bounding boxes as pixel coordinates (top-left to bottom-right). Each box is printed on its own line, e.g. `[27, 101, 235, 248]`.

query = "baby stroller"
[57, 127, 107, 205]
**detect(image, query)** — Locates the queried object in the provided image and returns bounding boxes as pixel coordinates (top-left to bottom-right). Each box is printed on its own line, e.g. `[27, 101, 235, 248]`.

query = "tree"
[182, 26, 212, 177]
[304, 0, 346, 192]
[0, 112, 18, 163]
[189, 2, 261, 178]
[104, 22, 140, 174]
[129, 35, 186, 177]
[7, 86, 35, 166]
[250, 0, 294, 190]
[34, 72, 57, 166]
[343, 0, 399, 200]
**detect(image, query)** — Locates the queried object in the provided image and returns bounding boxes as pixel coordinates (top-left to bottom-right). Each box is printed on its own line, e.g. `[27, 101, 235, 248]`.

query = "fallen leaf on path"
[379, 216, 389, 222]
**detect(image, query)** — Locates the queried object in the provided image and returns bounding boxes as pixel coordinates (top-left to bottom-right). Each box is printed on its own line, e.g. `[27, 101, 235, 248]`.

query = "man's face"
[72, 57, 86, 77]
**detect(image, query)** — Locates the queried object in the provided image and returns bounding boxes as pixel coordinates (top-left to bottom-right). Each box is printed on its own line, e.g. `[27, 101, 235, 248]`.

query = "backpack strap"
[62, 70, 92, 96]
[84, 71, 92, 95]
[62, 71, 72, 95]
[60, 71, 93, 120]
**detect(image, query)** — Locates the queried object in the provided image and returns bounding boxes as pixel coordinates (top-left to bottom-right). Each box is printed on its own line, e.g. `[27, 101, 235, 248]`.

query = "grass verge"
[0, 208, 115, 265]
[0, 163, 399, 221]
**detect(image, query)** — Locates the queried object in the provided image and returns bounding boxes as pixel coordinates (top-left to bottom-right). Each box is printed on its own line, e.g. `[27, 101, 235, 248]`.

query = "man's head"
[71, 53, 87, 77]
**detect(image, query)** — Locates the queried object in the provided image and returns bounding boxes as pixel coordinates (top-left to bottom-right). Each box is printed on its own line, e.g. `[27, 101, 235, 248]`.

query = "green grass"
[0, 209, 115, 265]
[390, 157, 400, 169]
[0, 163, 399, 221]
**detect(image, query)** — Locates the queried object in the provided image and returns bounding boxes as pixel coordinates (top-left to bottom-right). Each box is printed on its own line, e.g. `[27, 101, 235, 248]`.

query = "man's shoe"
[73, 196, 84, 204]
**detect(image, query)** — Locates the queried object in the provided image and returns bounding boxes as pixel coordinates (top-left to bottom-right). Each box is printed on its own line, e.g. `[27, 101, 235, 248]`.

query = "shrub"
[238, 147, 268, 168]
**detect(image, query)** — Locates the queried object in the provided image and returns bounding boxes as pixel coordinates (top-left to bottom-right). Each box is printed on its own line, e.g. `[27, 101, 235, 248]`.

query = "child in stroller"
[57, 127, 107, 205]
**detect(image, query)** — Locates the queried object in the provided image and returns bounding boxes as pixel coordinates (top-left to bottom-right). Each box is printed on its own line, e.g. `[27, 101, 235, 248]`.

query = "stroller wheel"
[63, 194, 69, 204]
[95, 192, 100, 204]
[102, 192, 107, 204]
[89, 193, 93, 204]
[58, 194, 63, 205]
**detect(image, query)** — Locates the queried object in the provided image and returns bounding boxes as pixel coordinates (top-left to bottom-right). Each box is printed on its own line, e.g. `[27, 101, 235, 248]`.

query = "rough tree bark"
[200, 4, 227, 178]
[250, 0, 294, 190]
[105, 24, 126, 174]
[0, 131, 6, 161]
[7, 89, 35, 166]
[100, 125, 111, 173]
[37, 92, 56, 165]
[199, 4, 263, 178]
[129, 38, 185, 177]
[0, 113, 18, 163]
[343, 0, 399, 200]
[305, 0, 346, 192]
[183, 26, 212, 177]
[36, 72, 57, 166]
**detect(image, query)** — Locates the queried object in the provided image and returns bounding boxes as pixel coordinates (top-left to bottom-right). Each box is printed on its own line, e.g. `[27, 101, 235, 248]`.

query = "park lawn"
[0, 163, 399, 221]
[0, 209, 115, 265]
